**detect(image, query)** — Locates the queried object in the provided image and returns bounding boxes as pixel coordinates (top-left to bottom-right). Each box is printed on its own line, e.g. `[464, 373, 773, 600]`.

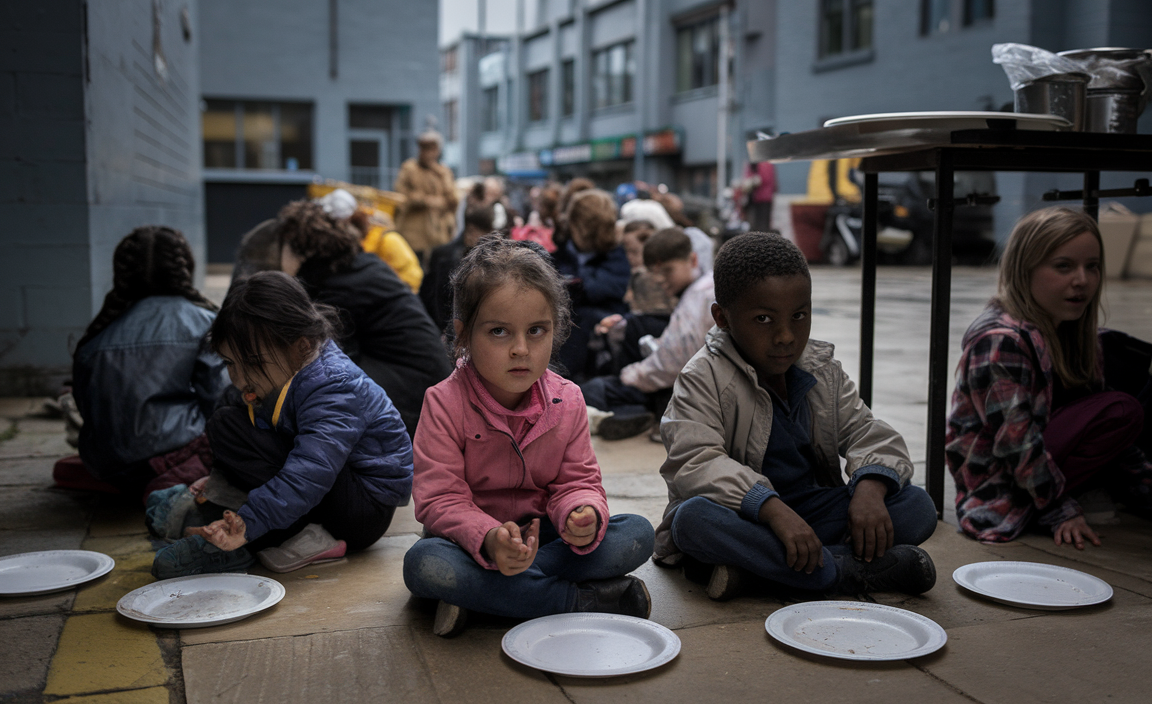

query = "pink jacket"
[413, 362, 610, 569]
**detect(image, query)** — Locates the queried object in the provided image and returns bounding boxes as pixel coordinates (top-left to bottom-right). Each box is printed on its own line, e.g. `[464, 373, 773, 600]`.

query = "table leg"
[1084, 171, 1100, 221]
[927, 151, 954, 516]
[860, 173, 878, 407]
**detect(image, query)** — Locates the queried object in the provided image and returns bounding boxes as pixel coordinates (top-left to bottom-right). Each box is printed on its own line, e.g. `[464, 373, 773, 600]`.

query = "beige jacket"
[393, 158, 458, 253]
[653, 327, 914, 561]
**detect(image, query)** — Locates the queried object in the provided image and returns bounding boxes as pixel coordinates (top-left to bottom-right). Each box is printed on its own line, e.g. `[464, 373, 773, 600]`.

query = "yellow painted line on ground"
[72, 551, 155, 614]
[57, 685, 170, 703]
[43, 612, 169, 696]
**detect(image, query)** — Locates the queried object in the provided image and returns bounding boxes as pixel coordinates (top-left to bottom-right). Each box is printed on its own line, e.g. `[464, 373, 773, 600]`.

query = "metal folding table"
[750, 126, 1152, 513]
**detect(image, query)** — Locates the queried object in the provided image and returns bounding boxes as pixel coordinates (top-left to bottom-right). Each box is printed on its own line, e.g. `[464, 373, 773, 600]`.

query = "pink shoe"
[257, 524, 347, 573]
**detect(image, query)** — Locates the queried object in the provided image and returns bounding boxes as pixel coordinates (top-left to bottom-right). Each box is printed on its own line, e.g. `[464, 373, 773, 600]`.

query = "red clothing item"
[412, 361, 610, 569]
[745, 161, 777, 203]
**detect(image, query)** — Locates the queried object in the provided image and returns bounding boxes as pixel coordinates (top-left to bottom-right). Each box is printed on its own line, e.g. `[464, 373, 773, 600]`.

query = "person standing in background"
[741, 159, 777, 233]
[394, 131, 459, 264]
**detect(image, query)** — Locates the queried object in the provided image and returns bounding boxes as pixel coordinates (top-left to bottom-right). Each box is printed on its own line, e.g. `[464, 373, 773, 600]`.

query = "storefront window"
[202, 99, 312, 170]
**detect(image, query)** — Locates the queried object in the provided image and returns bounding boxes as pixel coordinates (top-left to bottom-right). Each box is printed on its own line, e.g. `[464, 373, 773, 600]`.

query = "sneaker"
[647, 424, 663, 444]
[587, 406, 614, 435]
[574, 575, 652, 619]
[433, 601, 469, 637]
[598, 412, 656, 441]
[145, 484, 196, 541]
[151, 535, 256, 580]
[257, 524, 347, 573]
[834, 545, 936, 596]
[705, 564, 747, 601]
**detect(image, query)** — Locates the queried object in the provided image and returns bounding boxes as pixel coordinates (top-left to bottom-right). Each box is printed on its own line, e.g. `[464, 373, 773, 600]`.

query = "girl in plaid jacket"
[946, 207, 1152, 545]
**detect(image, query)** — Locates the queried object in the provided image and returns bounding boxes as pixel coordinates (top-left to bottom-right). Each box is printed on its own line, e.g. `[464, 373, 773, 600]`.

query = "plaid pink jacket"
[945, 304, 1082, 542]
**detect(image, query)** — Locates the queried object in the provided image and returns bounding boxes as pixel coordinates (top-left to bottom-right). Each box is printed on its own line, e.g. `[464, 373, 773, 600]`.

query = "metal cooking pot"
[1014, 72, 1089, 131]
[1058, 48, 1152, 132]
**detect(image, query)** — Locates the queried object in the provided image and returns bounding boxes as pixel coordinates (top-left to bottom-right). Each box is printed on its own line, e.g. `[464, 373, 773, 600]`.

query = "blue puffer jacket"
[73, 296, 229, 481]
[237, 341, 413, 542]
[553, 241, 631, 313]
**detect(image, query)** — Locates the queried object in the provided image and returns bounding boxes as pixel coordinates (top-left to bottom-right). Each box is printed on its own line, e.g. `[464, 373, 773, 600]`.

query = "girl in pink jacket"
[403, 236, 655, 637]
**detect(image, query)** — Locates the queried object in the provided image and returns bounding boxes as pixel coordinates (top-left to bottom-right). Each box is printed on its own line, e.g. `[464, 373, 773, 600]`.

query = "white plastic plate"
[502, 613, 681, 677]
[117, 573, 285, 628]
[765, 601, 947, 661]
[824, 111, 1071, 132]
[0, 550, 115, 596]
[952, 561, 1113, 610]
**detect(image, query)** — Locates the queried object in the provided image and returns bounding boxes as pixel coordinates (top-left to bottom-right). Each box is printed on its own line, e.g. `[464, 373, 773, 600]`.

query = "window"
[528, 69, 549, 122]
[819, 0, 872, 58]
[561, 59, 575, 116]
[921, 0, 951, 34]
[676, 15, 721, 92]
[441, 46, 458, 74]
[482, 86, 500, 132]
[202, 99, 313, 170]
[963, 0, 993, 25]
[443, 100, 458, 141]
[347, 104, 391, 188]
[591, 41, 634, 109]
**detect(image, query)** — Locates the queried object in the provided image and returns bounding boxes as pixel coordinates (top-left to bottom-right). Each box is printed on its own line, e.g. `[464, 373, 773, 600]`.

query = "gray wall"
[0, 0, 203, 395]
[199, 0, 441, 183]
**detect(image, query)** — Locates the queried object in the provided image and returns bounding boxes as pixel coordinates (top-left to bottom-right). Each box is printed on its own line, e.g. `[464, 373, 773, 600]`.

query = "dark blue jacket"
[73, 296, 229, 481]
[553, 241, 631, 313]
[238, 341, 413, 541]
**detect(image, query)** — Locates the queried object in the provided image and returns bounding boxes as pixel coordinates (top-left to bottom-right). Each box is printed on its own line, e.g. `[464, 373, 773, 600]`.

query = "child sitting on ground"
[619, 220, 676, 323]
[403, 236, 655, 637]
[151, 271, 413, 577]
[654, 232, 938, 600]
[582, 227, 715, 440]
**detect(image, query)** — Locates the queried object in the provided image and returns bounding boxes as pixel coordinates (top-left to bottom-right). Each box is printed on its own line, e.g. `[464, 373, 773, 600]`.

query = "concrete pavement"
[2, 265, 1151, 703]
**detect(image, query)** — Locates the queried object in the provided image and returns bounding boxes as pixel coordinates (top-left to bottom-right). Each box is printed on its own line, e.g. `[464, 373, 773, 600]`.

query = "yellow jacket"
[362, 226, 424, 293]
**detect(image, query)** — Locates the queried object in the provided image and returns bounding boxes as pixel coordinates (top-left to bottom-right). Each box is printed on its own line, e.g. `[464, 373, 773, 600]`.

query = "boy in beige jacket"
[654, 232, 938, 600]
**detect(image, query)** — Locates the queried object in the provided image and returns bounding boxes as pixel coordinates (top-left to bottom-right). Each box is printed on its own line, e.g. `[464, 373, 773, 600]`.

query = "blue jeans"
[670, 484, 937, 591]
[403, 514, 655, 618]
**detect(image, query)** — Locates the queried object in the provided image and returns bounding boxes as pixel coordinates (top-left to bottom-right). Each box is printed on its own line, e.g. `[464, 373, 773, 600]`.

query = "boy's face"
[712, 274, 812, 385]
[649, 253, 698, 297]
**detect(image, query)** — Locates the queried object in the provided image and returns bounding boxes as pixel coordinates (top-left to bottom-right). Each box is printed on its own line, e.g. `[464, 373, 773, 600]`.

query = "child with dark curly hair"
[71, 226, 229, 497]
[655, 232, 938, 601]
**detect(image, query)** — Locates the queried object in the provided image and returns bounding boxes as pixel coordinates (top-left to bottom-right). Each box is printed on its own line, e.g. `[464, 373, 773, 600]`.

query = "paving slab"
[0, 456, 56, 486]
[385, 500, 423, 537]
[921, 603, 1152, 704]
[411, 626, 572, 704]
[182, 625, 440, 704]
[592, 435, 665, 475]
[0, 526, 86, 557]
[72, 551, 156, 614]
[640, 559, 784, 631]
[0, 613, 66, 697]
[180, 533, 421, 646]
[88, 503, 150, 538]
[43, 612, 170, 697]
[1014, 514, 1152, 587]
[0, 486, 94, 532]
[62, 687, 171, 704]
[553, 619, 972, 704]
[0, 586, 77, 619]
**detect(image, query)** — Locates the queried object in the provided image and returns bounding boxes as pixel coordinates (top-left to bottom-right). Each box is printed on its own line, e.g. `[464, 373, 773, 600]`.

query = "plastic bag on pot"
[992, 43, 1086, 90]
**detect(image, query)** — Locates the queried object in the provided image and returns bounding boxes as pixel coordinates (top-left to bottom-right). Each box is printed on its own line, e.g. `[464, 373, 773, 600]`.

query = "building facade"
[198, 0, 440, 262]
[0, 0, 204, 395]
[442, 0, 1152, 239]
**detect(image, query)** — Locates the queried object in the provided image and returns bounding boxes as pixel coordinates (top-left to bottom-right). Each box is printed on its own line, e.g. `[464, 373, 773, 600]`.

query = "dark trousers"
[206, 405, 395, 552]
[1045, 391, 1145, 497]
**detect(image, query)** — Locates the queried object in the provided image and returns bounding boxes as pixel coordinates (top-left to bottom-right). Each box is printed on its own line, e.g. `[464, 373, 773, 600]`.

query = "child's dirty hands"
[847, 478, 894, 562]
[1053, 515, 1101, 550]
[595, 314, 624, 335]
[564, 505, 599, 547]
[760, 497, 824, 573]
[484, 519, 540, 576]
[188, 476, 210, 504]
[186, 511, 248, 551]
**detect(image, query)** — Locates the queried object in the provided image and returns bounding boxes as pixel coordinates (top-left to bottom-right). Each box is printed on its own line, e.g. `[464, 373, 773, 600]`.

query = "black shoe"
[151, 535, 256, 580]
[705, 564, 747, 601]
[598, 413, 656, 441]
[433, 601, 469, 637]
[834, 545, 937, 596]
[574, 575, 652, 618]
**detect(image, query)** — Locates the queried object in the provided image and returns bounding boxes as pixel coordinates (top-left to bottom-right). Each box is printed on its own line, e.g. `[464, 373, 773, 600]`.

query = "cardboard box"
[1099, 204, 1140, 279]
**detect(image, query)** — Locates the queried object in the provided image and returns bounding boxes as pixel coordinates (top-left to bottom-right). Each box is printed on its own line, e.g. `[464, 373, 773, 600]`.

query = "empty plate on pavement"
[502, 613, 681, 677]
[765, 601, 947, 661]
[0, 550, 116, 596]
[117, 573, 285, 628]
[953, 561, 1112, 610]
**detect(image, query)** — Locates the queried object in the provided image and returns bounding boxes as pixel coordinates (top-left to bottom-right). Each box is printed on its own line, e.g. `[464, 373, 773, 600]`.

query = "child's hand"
[760, 498, 824, 573]
[564, 505, 599, 547]
[847, 478, 894, 562]
[595, 314, 624, 335]
[188, 476, 210, 504]
[483, 519, 540, 576]
[186, 511, 248, 551]
[1053, 516, 1101, 550]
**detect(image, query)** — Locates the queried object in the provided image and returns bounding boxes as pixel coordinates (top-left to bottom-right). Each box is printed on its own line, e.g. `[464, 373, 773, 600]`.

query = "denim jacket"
[73, 296, 229, 481]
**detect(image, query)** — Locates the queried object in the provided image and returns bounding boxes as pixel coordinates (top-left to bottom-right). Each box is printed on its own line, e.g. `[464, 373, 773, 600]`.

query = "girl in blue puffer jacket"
[151, 271, 414, 578]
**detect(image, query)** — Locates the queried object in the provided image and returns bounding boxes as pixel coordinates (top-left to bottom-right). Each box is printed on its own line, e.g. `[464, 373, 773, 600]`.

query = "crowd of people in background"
[56, 128, 1152, 639]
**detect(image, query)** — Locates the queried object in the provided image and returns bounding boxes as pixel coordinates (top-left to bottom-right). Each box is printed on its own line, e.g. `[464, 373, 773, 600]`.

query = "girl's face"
[458, 283, 555, 409]
[218, 340, 300, 402]
[1029, 231, 1101, 325]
